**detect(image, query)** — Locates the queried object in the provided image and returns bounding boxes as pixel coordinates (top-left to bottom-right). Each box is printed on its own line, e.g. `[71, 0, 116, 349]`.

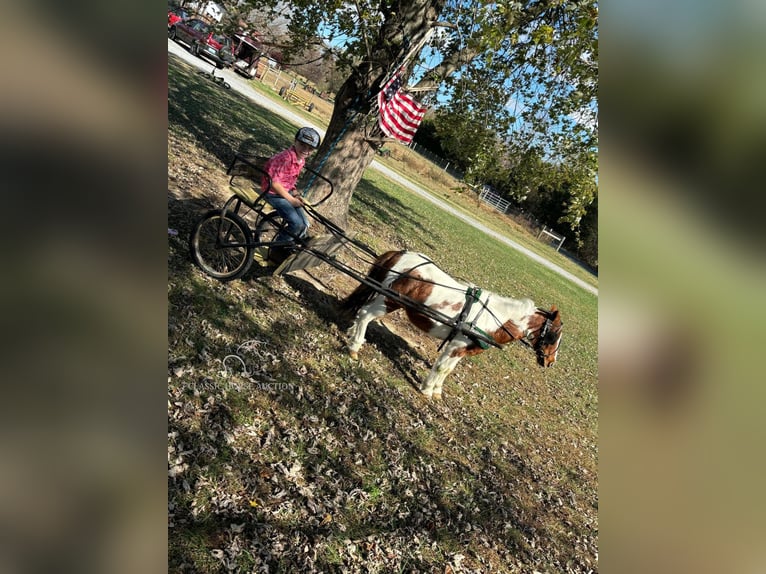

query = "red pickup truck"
[168, 18, 235, 69]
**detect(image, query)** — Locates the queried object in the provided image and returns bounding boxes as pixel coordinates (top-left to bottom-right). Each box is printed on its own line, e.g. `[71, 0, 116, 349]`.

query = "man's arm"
[271, 179, 303, 207]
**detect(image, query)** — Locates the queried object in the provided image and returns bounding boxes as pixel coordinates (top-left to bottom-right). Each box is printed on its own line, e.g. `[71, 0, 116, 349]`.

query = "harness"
[437, 286, 495, 352]
[387, 257, 557, 357]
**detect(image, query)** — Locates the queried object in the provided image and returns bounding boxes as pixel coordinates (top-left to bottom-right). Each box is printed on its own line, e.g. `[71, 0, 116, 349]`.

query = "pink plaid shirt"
[262, 146, 305, 195]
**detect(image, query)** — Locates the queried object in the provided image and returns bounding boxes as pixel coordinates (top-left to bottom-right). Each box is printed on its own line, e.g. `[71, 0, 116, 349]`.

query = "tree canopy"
[209, 0, 597, 248]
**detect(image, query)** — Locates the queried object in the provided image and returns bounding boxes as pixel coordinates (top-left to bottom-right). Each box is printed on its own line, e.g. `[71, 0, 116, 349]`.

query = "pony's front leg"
[421, 344, 464, 400]
[346, 296, 388, 359]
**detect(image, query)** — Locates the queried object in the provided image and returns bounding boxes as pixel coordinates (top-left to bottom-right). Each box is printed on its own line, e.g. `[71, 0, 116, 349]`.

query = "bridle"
[480, 303, 561, 362]
[521, 309, 563, 360]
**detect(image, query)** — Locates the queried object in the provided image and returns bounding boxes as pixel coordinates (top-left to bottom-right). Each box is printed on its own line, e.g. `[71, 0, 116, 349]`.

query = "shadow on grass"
[168, 343, 553, 571]
[349, 178, 438, 252]
[281, 273, 428, 393]
[169, 54, 296, 169]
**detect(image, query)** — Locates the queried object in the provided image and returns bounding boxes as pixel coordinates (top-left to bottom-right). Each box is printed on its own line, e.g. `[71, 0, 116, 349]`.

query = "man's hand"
[289, 195, 304, 207]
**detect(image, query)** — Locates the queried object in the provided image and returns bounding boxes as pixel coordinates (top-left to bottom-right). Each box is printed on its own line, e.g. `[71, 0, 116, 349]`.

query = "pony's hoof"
[432, 392, 442, 401]
[348, 350, 359, 360]
[420, 389, 433, 400]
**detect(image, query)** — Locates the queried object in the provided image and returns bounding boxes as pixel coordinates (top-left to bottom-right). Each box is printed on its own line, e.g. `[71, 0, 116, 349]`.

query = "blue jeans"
[264, 194, 310, 243]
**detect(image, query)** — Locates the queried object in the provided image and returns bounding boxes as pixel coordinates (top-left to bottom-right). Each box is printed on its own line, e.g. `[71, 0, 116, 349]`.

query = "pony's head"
[533, 306, 563, 368]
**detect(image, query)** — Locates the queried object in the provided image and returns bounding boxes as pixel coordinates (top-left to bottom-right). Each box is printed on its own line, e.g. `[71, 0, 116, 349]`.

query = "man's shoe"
[299, 234, 317, 246]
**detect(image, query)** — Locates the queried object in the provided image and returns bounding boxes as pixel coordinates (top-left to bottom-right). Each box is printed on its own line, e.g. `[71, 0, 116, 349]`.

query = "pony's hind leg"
[346, 295, 390, 359]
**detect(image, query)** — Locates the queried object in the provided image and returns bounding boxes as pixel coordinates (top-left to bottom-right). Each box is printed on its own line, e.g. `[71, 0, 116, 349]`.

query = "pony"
[341, 250, 563, 400]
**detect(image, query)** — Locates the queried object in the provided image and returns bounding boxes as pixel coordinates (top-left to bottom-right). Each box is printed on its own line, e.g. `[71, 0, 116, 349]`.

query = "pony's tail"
[339, 250, 403, 318]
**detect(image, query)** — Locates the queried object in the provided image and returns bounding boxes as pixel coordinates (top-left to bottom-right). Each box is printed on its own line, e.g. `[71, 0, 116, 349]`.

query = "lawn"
[168, 54, 598, 573]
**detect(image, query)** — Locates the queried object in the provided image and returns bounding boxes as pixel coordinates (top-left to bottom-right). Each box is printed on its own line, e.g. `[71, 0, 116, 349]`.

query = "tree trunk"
[303, 0, 445, 229]
[304, 77, 380, 229]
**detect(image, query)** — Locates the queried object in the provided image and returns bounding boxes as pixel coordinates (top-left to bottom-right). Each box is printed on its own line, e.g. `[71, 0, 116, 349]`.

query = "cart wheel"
[223, 82, 231, 89]
[189, 210, 254, 281]
[254, 212, 285, 261]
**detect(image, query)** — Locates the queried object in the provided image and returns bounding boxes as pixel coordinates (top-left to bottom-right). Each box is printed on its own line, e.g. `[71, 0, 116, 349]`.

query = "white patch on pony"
[493, 297, 536, 326]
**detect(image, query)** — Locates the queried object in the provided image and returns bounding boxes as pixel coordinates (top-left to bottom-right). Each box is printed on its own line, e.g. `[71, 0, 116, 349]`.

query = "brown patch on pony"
[432, 300, 464, 312]
[491, 320, 524, 345]
[524, 312, 546, 335]
[340, 250, 404, 317]
[450, 344, 487, 358]
[384, 298, 402, 314]
[386, 269, 437, 333]
[403, 308, 437, 333]
[527, 307, 563, 340]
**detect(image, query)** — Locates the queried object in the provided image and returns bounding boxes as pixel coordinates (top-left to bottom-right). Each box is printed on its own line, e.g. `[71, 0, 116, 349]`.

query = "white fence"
[537, 226, 566, 251]
[479, 186, 567, 252]
[478, 186, 511, 214]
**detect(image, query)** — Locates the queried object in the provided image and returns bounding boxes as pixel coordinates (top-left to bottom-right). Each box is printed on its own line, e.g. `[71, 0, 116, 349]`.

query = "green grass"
[168, 54, 597, 573]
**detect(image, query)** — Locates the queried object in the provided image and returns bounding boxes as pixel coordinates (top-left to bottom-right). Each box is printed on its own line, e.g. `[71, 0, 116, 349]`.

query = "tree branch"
[354, 0, 374, 68]
[405, 85, 439, 93]
[411, 45, 481, 92]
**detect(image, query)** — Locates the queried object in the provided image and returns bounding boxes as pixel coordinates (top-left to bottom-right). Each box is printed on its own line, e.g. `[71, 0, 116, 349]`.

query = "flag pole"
[379, 27, 434, 89]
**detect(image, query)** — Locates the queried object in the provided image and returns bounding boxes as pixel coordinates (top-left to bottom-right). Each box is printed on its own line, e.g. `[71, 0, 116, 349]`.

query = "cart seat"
[229, 182, 262, 206]
[226, 154, 272, 208]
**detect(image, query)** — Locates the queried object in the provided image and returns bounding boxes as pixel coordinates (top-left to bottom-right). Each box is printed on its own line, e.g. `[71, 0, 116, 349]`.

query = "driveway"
[168, 39, 598, 296]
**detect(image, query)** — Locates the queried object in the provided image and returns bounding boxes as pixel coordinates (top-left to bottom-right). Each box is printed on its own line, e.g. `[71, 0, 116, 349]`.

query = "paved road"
[168, 40, 598, 296]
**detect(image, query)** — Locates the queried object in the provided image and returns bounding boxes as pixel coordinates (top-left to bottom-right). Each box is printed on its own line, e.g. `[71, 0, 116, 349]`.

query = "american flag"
[377, 70, 427, 144]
